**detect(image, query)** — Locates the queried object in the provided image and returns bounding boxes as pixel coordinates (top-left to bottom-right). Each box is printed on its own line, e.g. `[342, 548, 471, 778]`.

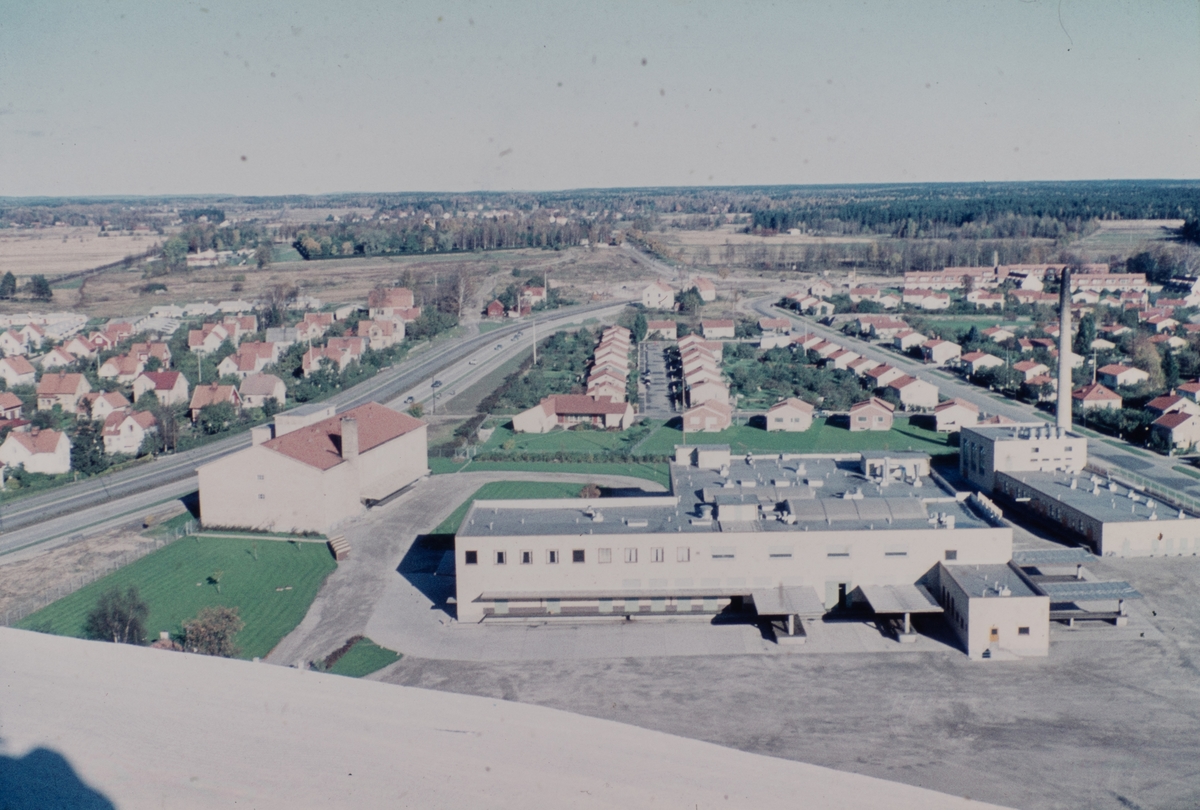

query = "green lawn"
[636, 417, 953, 457]
[1173, 465, 1200, 480]
[454, 460, 671, 488]
[327, 637, 402, 677]
[17, 537, 336, 659]
[477, 321, 505, 333]
[479, 422, 662, 456]
[1102, 439, 1154, 457]
[432, 480, 586, 535]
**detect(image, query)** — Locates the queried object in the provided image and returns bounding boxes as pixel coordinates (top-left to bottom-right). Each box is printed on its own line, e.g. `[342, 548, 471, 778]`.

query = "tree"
[153, 403, 178, 452]
[28, 275, 53, 301]
[162, 236, 188, 272]
[1074, 313, 1097, 355]
[1164, 348, 1181, 389]
[254, 242, 273, 270]
[85, 586, 148, 644]
[579, 483, 601, 498]
[183, 606, 244, 657]
[0, 272, 16, 300]
[676, 287, 704, 314]
[70, 419, 109, 475]
[197, 401, 236, 435]
[144, 355, 163, 372]
[407, 402, 424, 418]
[632, 311, 648, 343]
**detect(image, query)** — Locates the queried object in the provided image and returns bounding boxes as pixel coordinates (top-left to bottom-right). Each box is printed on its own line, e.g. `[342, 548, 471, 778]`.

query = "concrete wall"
[960, 429, 1086, 492]
[455, 513, 1012, 622]
[933, 565, 1049, 659]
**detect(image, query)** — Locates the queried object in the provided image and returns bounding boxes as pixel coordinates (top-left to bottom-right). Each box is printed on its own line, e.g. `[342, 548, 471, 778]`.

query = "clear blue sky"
[1, 1, 1196, 196]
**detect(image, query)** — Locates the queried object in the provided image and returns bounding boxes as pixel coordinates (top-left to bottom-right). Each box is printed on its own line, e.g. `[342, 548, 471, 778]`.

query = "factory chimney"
[1057, 267, 1072, 432]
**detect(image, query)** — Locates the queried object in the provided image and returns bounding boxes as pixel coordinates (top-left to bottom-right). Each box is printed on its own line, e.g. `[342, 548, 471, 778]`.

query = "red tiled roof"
[139, 371, 183, 391]
[850, 397, 894, 413]
[263, 402, 424, 471]
[1, 356, 35, 375]
[935, 398, 979, 413]
[239, 373, 285, 397]
[1153, 412, 1194, 429]
[1073, 383, 1121, 401]
[190, 383, 239, 411]
[768, 397, 813, 414]
[8, 428, 65, 455]
[36, 372, 85, 395]
[548, 394, 630, 416]
[0, 392, 22, 410]
[702, 319, 735, 329]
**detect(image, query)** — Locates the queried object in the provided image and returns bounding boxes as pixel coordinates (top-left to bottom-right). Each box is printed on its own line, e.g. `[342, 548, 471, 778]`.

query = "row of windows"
[464, 547, 960, 565]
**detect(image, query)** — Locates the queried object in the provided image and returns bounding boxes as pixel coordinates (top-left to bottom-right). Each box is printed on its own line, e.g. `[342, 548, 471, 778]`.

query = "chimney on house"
[1057, 267, 1072, 432]
[340, 416, 359, 459]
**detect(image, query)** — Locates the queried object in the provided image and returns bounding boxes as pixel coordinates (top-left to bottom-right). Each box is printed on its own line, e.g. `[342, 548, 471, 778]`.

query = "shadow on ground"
[0, 746, 115, 810]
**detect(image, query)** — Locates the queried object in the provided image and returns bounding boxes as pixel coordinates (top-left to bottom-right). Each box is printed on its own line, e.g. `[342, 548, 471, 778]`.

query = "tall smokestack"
[1057, 268, 1072, 432]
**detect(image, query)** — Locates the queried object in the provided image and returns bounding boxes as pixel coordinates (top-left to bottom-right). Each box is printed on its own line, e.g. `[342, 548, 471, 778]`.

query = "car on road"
[495, 344, 503, 350]
[447, 390, 455, 396]
[431, 380, 442, 388]
[404, 396, 415, 404]
[469, 359, 478, 365]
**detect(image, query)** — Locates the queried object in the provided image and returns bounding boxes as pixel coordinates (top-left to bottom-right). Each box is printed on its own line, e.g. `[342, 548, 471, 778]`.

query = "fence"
[1, 518, 199, 628]
[1085, 461, 1200, 517]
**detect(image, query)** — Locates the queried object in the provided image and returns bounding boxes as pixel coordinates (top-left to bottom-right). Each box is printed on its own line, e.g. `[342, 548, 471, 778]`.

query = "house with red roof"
[886, 375, 939, 409]
[700, 320, 735, 340]
[485, 299, 506, 319]
[933, 399, 979, 432]
[36, 372, 90, 413]
[1098, 364, 1150, 389]
[849, 398, 894, 431]
[765, 398, 813, 432]
[368, 288, 418, 320]
[102, 409, 157, 456]
[189, 383, 242, 421]
[1151, 412, 1200, 451]
[0, 427, 71, 474]
[98, 353, 145, 384]
[645, 320, 677, 340]
[0, 392, 22, 420]
[197, 402, 428, 533]
[512, 395, 635, 433]
[682, 400, 732, 433]
[691, 277, 717, 302]
[80, 391, 131, 422]
[1072, 383, 1122, 412]
[132, 371, 189, 407]
[1146, 393, 1200, 419]
[921, 339, 962, 366]
[0, 356, 36, 388]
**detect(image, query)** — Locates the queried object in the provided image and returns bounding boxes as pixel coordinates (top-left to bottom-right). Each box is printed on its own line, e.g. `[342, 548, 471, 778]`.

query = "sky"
[0, 0, 1197, 197]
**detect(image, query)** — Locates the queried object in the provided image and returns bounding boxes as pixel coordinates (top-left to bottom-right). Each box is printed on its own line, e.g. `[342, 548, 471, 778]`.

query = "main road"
[0, 299, 630, 553]
[755, 297, 1200, 500]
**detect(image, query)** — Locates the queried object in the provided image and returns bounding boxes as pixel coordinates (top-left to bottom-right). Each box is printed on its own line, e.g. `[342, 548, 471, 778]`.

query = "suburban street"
[0, 299, 629, 553]
[755, 297, 1200, 501]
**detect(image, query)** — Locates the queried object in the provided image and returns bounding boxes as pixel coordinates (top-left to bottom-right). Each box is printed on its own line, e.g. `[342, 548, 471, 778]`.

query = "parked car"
[431, 380, 442, 388]
[404, 396, 415, 404]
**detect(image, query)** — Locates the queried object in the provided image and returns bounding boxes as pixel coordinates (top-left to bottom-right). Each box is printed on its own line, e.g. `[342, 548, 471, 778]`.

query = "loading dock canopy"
[1036, 581, 1142, 601]
[750, 586, 825, 617]
[858, 584, 944, 615]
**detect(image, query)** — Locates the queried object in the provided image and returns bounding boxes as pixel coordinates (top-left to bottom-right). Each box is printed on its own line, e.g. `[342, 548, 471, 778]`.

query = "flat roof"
[1037, 581, 1143, 601]
[1012, 548, 1095, 565]
[458, 454, 991, 538]
[997, 470, 1192, 525]
[859, 584, 944, 615]
[942, 563, 1041, 599]
[962, 424, 1083, 442]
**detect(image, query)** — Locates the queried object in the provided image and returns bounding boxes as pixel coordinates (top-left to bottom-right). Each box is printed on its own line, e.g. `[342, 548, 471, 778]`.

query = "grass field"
[479, 422, 661, 456]
[1174, 465, 1200, 480]
[477, 321, 505, 333]
[16, 537, 336, 659]
[327, 637, 402, 677]
[432, 480, 585, 535]
[635, 417, 953, 457]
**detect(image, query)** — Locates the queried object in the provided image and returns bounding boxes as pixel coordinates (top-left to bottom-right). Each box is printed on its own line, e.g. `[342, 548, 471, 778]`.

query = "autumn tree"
[183, 606, 244, 657]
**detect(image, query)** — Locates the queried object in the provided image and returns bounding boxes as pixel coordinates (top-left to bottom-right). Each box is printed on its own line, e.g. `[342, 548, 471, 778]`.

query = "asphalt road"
[756, 298, 1200, 501]
[0, 299, 628, 553]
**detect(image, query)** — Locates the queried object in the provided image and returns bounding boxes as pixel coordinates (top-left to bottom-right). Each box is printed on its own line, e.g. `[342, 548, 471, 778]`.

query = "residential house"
[63, 335, 99, 359]
[877, 293, 902, 309]
[886, 375, 939, 410]
[80, 391, 131, 422]
[1012, 361, 1050, 383]
[691, 277, 717, 302]
[1098, 364, 1150, 389]
[197, 402, 428, 534]
[129, 342, 171, 368]
[641, 281, 675, 310]
[961, 351, 1005, 376]
[758, 317, 791, 334]
[217, 342, 278, 380]
[0, 392, 23, 419]
[1024, 375, 1059, 402]
[933, 399, 979, 432]
[368, 288, 419, 320]
[893, 330, 927, 352]
[98, 354, 145, 384]
[188, 323, 231, 355]
[687, 379, 731, 407]
[485, 300, 506, 319]
[847, 357, 881, 377]
[848, 287, 879, 303]
[512, 395, 635, 433]
[765, 398, 813, 432]
[866, 317, 910, 339]
[238, 374, 287, 410]
[1177, 380, 1200, 402]
[38, 347, 76, 370]
[189, 383, 242, 421]
[825, 349, 860, 370]
[849, 398, 894, 432]
[921, 339, 962, 366]
[645, 320, 677, 340]
[700, 320, 735, 339]
[131, 371, 189, 407]
[1072, 383, 1122, 411]
[102, 409, 157, 456]
[0, 330, 27, 356]
[36, 373, 90, 413]
[1151, 412, 1200, 451]
[982, 326, 1015, 343]
[1145, 394, 1200, 419]
[808, 280, 834, 298]
[0, 427, 71, 474]
[682, 400, 733, 433]
[865, 364, 906, 389]
[0, 356, 36, 388]
[17, 324, 45, 350]
[969, 292, 1005, 310]
[357, 319, 403, 350]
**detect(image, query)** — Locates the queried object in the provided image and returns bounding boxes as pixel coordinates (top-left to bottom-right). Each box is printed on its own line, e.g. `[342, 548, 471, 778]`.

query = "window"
[598, 548, 612, 564]
[572, 549, 585, 563]
[856, 416, 867, 423]
[677, 546, 690, 562]
[257, 474, 264, 480]
[464, 551, 478, 565]
[546, 549, 559, 564]
[827, 551, 850, 558]
[885, 551, 907, 557]
[711, 547, 735, 560]
[258, 494, 265, 500]
[945, 549, 958, 561]
[651, 547, 665, 563]
[520, 551, 533, 565]
[624, 548, 638, 563]
[495, 551, 506, 565]
[1018, 626, 1031, 636]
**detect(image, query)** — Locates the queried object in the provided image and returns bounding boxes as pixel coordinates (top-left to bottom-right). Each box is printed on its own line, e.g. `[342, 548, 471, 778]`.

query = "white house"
[0, 356, 36, 388]
[239, 374, 287, 410]
[0, 428, 71, 474]
[921, 339, 962, 366]
[933, 399, 979, 432]
[102, 409, 157, 456]
[1098, 364, 1150, 389]
[886, 376, 939, 410]
[132, 371, 190, 407]
[961, 351, 1005, 376]
[765, 398, 814, 432]
[642, 281, 675, 310]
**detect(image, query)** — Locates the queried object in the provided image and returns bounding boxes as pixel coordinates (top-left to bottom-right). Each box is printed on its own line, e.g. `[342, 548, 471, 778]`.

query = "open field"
[431, 480, 585, 535]
[478, 422, 658, 457]
[16, 536, 336, 659]
[17, 244, 653, 320]
[0, 226, 162, 277]
[659, 224, 884, 247]
[1073, 219, 1184, 253]
[637, 417, 953, 457]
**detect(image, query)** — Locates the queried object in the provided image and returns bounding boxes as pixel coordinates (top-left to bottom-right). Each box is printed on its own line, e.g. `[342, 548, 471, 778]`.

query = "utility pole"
[532, 317, 537, 365]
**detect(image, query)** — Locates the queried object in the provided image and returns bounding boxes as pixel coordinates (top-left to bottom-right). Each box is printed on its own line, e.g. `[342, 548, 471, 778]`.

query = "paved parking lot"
[638, 340, 674, 418]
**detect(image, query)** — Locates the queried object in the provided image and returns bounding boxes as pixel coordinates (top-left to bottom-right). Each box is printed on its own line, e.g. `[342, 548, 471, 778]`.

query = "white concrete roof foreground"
[0, 628, 1007, 809]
